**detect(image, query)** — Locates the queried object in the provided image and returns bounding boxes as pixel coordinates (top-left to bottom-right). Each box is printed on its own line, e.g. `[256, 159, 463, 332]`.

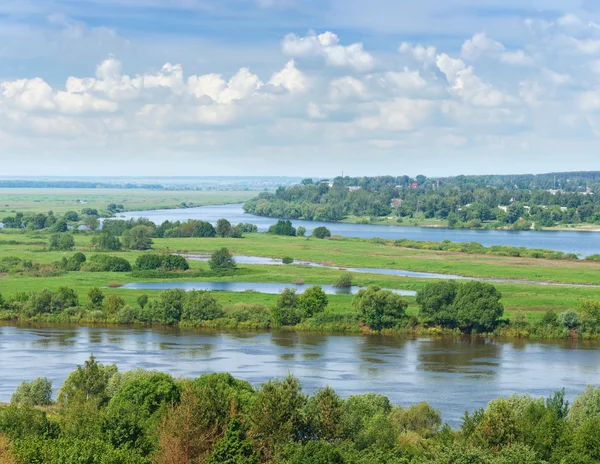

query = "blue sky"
[1, 0, 599, 176]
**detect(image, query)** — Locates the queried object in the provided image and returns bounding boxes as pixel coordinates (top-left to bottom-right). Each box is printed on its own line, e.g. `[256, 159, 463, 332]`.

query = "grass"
[1, 230, 600, 327]
[0, 188, 255, 214]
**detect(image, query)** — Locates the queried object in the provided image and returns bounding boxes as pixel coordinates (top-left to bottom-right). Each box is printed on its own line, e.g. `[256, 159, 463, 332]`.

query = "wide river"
[120, 204, 599, 256]
[1, 324, 599, 426]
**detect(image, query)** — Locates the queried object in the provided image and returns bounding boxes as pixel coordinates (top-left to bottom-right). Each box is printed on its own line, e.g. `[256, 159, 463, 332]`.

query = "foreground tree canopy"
[1, 358, 600, 463]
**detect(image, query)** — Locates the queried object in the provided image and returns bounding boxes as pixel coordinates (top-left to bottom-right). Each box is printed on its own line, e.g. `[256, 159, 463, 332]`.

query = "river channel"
[1, 324, 599, 426]
[119, 204, 600, 257]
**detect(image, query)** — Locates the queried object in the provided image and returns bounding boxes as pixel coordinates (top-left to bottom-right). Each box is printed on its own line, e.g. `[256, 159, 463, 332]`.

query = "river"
[119, 204, 600, 257]
[1, 324, 599, 426]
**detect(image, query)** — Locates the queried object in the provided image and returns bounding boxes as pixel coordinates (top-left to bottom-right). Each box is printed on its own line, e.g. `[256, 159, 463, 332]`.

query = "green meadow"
[1, 230, 599, 326]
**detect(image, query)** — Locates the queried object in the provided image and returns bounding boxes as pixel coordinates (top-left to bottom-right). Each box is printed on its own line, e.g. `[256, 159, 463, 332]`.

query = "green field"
[1, 230, 599, 327]
[0, 188, 255, 214]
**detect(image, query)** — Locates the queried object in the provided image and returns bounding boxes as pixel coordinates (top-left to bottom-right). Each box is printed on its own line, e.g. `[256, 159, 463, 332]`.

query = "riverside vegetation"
[243, 172, 600, 230]
[2, 356, 600, 463]
[1, 207, 600, 338]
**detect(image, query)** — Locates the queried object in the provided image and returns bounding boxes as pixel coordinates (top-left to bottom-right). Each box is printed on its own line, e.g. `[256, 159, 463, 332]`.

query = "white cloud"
[356, 98, 433, 131]
[399, 42, 437, 64]
[382, 68, 427, 91]
[461, 33, 533, 66]
[329, 76, 366, 100]
[436, 53, 512, 107]
[282, 31, 375, 72]
[268, 60, 309, 93]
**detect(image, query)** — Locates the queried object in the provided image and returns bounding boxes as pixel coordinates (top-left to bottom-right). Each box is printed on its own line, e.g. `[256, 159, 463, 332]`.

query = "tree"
[11, 378, 53, 406]
[64, 211, 79, 221]
[49, 233, 75, 251]
[416, 280, 459, 326]
[149, 289, 186, 324]
[216, 219, 233, 237]
[88, 287, 105, 310]
[84, 215, 100, 231]
[92, 233, 122, 251]
[452, 282, 504, 333]
[209, 248, 236, 272]
[268, 220, 296, 236]
[135, 254, 163, 270]
[207, 416, 259, 464]
[353, 286, 407, 331]
[271, 289, 302, 327]
[249, 376, 306, 460]
[559, 310, 579, 330]
[182, 291, 224, 322]
[312, 227, 331, 239]
[122, 225, 154, 250]
[163, 255, 189, 271]
[297, 226, 306, 237]
[298, 286, 328, 318]
[304, 386, 344, 441]
[137, 294, 149, 309]
[57, 355, 117, 406]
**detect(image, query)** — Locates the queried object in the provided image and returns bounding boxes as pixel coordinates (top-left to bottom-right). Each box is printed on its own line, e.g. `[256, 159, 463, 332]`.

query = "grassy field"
[1, 231, 599, 326]
[0, 189, 255, 215]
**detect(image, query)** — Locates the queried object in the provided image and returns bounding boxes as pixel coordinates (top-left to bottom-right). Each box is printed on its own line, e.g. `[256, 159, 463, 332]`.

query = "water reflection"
[1, 323, 600, 426]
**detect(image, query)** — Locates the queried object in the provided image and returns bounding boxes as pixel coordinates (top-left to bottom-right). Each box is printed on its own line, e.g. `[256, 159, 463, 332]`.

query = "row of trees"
[3, 357, 600, 463]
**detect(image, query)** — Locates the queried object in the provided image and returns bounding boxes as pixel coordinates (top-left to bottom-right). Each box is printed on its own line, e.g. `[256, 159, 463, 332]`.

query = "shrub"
[268, 220, 296, 236]
[298, 286, 328, 318]
[11, 378, 53, 406]
[182, 291, 224, 322]
[135, 254, 163, 271]
[312, 226, 331, 239]
[282, 256, 294, 265]
[297, 226, 306, 237]
[216, 218, 233, 237]
[237, 223, 258, 233]
[271, 289, 302, 327]
[89, 254, 132, 272]
[559, 309, 579, 329]
[353, 286, 408, 331]
[163, 254, 189, 271]
[334, 273, 353, 288]
[137, 295, 149, 309]
[91, 233, 122, 251]
[209, 248, 236, 272]
[49, 233, 75, 251]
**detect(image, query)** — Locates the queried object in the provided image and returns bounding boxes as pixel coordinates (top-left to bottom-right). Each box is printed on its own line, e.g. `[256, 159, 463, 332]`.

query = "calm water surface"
[119, 204, 600, 257]
[120, 282, 416, 296]
[1, 324, 599, 425]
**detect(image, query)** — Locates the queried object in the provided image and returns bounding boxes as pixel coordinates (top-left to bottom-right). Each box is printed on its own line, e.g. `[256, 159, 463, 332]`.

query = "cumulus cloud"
[268, 60, 309, 93]
[282, 31, 375, 72]
[461, 33, 533, 66]
[436, 54, 512, 107]
[399, 42, 437, 65]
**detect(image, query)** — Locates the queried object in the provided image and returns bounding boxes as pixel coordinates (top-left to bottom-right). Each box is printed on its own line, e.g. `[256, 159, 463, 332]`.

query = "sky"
[1, 0, 600, 177]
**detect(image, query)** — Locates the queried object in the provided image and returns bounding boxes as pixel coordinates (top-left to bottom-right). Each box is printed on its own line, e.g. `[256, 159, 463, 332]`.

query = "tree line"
[2, 356, 600, 463]
[243, 172, 600, 228]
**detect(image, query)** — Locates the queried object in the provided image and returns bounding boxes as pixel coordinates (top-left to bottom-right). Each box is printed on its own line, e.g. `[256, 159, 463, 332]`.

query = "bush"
[268, 220, 296, 236]
[271, 289, 302, 327]
[237, 223, 258, 233]
[163, 254, 190, 271]
[298, 286, 328, 318]
[88, 254, 132, 272]
[282, 256, 294, 265]
[122, 225, 154, 250]
[91, 233, 122, 251]
[135, 254, 164, 271]
[182, 291, 224, 322]
[312, 226, 331, 239]
[353, 286, 408, 331]
[334, 273, 353, 288]
[209, 248, 237, 272]
[216, 218, 233, 237]
[559, 309, 579, 329]
[63, 252, 87, 271]
[452, 281, 504, 333]
[49, 233, 75, 251]
[297, 226, 306, 237]
[11, 378, 53, 406]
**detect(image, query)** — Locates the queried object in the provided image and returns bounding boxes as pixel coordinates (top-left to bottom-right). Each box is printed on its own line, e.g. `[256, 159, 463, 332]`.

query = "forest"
[243, 172, 600, 229]
[1, 357, 600, 464]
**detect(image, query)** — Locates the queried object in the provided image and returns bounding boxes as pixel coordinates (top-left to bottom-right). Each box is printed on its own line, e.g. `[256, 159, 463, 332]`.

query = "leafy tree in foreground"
[298, 286, 328, 318]
[209, 248, 236, 272]
[11, 378, 53, 406]
[353, 286, 407, 331]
